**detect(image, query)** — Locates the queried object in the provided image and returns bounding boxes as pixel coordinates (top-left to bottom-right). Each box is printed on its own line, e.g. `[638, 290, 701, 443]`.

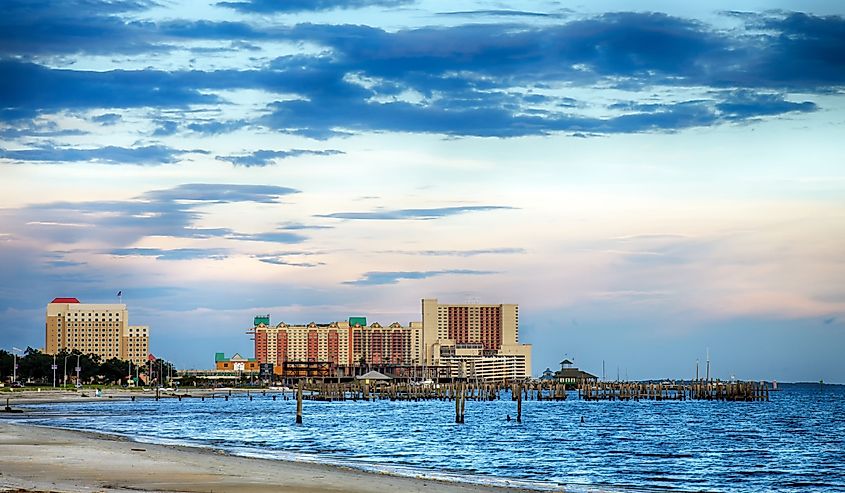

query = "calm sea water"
[19, 383, 845, 492]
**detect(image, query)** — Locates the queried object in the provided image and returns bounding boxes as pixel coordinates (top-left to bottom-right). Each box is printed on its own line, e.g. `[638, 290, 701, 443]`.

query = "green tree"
[99, 358, 130, 385]
[18, 347, 52, 383]
[0, 349, 13, 382]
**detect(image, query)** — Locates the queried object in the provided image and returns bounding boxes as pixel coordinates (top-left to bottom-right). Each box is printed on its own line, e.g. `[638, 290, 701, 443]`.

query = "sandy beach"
[0, 390, 537, 493]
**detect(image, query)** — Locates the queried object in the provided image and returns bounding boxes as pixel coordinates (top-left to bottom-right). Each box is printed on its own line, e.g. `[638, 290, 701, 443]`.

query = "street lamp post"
[12, 347, 22, 385]
[63, 354, 71, 388]
[75, 354, 81, 387]
[52, 354, 57, 388]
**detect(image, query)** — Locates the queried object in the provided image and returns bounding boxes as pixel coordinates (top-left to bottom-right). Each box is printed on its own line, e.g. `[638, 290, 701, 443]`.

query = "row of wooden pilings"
[579, 380, 770, 401]
[144, 380, 568, 424]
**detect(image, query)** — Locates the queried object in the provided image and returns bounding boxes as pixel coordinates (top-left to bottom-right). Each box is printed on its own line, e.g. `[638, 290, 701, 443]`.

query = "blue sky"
[1, 0, 844, 382]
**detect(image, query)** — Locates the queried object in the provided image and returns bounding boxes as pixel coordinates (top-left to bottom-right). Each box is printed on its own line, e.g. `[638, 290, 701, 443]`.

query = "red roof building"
[50, 297, 80, 303]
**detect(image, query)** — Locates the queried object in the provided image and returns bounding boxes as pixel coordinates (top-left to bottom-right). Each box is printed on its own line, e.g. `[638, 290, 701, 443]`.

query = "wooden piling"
[296, 380, 303, 424]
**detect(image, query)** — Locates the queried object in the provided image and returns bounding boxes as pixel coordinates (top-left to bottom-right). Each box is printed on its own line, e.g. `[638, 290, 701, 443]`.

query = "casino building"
[249, 298, 532, 381]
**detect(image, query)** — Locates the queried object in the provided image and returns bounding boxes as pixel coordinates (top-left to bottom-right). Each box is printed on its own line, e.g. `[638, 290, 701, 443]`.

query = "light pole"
[63, 354, 72, 388]
[75, 354, 81, 387]
[52, 354, 57, 388]
[12, 347, 22, 385]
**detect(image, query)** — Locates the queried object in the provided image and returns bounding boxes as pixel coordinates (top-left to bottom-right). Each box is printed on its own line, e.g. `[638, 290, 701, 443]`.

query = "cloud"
[186, 119, 250, 135]
[152, 120, 179, 136]
[257, 257, 324, 267]
[0, 144, 198, 165]
[0, 0, 163, 56]
[0, 120, 87, 139]
[141, 183, 299, 203]
[91, 113, 122, 125]
[276, 222, 333, 231]
[216, 0, 412, 14]
[437, 10, 560, 18]
[343, 269, 495, 286]
[217, 149, 344, 167]
[382, 247, 526, 256]
[0, 61, 217, 120]
[715, 90, 818, 121]
[109, 247, 229, 260]
[0, 9, 841, 137]
[229, 232, 307, 243]
[3, 183, 304, 246]
[317, 205, 516, 220]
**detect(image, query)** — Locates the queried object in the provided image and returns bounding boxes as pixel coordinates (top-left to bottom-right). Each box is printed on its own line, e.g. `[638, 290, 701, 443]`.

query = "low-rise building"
[215, 352, 259, 372]
[553, 359, 597, 387]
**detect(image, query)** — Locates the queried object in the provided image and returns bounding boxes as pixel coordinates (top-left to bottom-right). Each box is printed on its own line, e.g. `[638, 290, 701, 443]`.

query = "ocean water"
[19, 383, 845, 492]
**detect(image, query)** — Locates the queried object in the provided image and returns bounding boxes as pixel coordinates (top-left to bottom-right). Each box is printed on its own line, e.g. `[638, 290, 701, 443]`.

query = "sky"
[1, 0, 844, 382]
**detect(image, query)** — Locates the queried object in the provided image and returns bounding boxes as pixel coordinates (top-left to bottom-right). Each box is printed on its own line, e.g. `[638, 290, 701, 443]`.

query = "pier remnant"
[296, 380, 304, 424]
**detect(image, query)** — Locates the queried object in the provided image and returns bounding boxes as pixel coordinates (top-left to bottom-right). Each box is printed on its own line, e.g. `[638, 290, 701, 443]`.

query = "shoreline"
[0, 420, 546, 493]
[0, 390, 555, 493]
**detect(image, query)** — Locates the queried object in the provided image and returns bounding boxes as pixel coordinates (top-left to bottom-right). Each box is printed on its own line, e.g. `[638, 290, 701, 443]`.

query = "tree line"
[0, 347, 176, 386]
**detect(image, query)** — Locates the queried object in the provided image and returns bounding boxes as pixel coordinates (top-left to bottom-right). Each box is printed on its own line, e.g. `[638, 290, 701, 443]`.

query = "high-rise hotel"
[45, 298, 150, 365]
[422, 298, 531, 380]
[250, 298, 532, 380]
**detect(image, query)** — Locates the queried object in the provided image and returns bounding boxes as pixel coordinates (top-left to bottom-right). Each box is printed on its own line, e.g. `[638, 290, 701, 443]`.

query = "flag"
[117, 290, 122, 297]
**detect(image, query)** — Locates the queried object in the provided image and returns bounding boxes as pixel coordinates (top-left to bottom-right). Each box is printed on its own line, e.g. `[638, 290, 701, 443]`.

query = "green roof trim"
[349, 316, 367, 327]
[254, 315, 270, 327]
[215, 352, 226, 362]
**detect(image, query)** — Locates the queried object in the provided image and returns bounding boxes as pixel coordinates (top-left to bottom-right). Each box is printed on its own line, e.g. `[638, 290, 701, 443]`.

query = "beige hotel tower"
[45, 297, 150, 365]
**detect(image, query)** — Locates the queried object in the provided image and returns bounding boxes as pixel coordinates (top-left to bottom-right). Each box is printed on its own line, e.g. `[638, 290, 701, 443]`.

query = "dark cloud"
[317, 205, 516, 220]
[0, 0, 164, 56]
[343, 269, 495, 286]
[91, 113, 122, 125]
[715, 90, 818, 121]
[109, 247, 229, 260]
[437, 10, 559, 18]
[186, 119, 250, 135]
[0, 8, 841, 137]
[0, 120, 87, 139]
[216, 0, 412, 14]
[0, 144, 199, 165]
[152, 120, 179, 136]
[0, 61, 219, 119]
[216, 149, 344, 167]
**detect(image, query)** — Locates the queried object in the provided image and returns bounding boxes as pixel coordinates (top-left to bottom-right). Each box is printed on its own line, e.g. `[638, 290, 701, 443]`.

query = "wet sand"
[0, 389, 538, 493]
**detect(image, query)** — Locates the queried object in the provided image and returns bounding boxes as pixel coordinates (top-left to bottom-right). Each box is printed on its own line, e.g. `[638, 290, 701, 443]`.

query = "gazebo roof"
[355, 370, 392, 381]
